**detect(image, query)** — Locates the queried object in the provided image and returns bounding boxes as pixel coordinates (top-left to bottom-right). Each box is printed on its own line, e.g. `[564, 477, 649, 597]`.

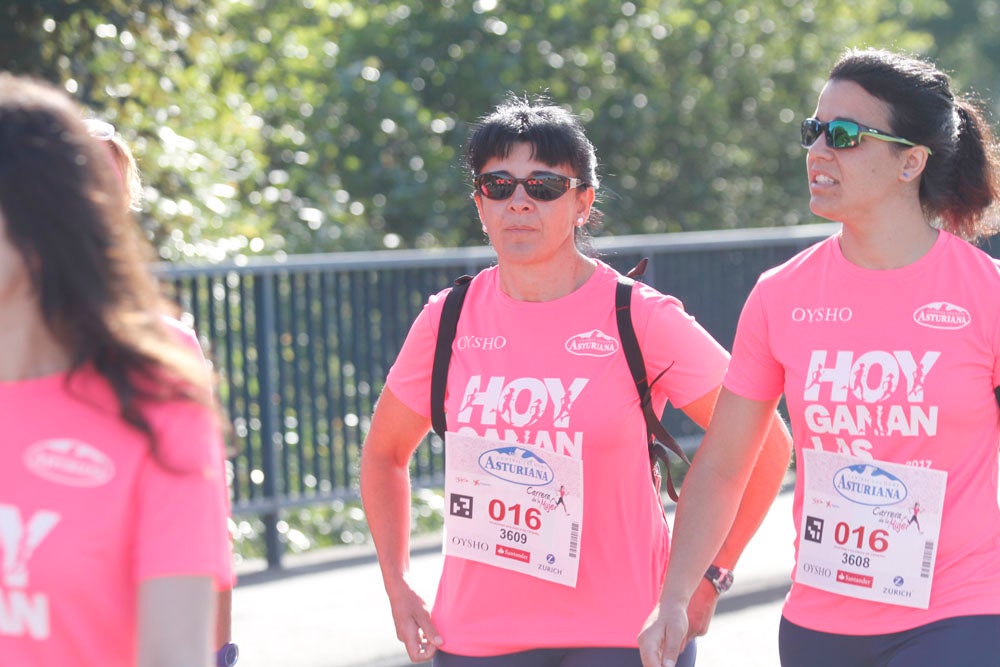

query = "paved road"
[232, 485, 797, 667]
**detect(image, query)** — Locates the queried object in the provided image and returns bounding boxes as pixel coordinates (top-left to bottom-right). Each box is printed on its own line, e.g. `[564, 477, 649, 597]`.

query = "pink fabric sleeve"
[385, 290, 447, 417]
[161, 315, 204, 356]
[134, 398, 232, 589]
[633, 284, 730, 409]
[724, 282, 785, 401]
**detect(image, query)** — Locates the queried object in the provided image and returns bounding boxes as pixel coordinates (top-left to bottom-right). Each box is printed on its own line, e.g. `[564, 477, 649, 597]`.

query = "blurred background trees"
[3, 0, 998, 260]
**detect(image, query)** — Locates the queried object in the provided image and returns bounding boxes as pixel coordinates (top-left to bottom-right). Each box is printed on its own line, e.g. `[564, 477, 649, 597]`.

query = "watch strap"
[704, 564, 734, 594]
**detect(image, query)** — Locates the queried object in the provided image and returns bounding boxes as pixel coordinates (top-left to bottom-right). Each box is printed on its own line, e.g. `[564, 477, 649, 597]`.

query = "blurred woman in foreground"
[0, 73, 231, 666]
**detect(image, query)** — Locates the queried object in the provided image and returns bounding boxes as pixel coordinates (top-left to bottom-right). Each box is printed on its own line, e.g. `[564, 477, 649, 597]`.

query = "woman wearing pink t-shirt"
[642, 49, 1000, 667]
[361, 96, 792, 666]
[84, 112, 239, 667]
[0, 75, 231, 666]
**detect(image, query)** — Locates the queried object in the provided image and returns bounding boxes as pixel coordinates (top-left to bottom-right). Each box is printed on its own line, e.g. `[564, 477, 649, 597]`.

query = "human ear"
[576, 186, 596, 221]
[899, 146, 929, 182]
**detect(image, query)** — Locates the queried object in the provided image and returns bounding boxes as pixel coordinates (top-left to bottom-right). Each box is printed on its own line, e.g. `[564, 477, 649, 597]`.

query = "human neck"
[497, 253, 597, 302]
[838, 207, 939, 270]
[0, 300, 72, 382]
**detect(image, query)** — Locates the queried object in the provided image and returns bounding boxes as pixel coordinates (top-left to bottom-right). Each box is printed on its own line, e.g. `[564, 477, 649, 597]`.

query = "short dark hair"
[830, 48, 1000, 240]
[466, 94, 600, 188]
[464, 93, 603, 237]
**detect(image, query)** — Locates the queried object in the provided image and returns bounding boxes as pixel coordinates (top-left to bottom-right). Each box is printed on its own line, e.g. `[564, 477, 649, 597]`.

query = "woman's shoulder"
[756, 235, 836, 285]
[159, 314, 203, 354]
[431, 265, 497, 299]
[942, 231, 1000, 274]
[141, 392, 223, 473]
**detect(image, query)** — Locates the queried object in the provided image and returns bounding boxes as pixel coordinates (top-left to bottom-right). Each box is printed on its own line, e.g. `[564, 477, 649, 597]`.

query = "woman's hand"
[387, 579, 443, 662]
[684, 577, 720, 641]
[638, 599, 689, 667]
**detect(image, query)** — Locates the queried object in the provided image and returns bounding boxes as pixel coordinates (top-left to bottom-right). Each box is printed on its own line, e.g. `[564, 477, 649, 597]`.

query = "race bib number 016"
[797, 449, 947, 609]
[443, 432, 583, 587]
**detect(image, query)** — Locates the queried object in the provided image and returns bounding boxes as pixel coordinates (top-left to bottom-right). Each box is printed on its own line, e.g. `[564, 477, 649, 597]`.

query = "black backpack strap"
[616, 262, 691, 501]
[431, 275, 473, 439]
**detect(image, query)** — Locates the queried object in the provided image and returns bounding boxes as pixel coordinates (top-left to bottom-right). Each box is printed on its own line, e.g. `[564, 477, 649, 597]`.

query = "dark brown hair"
[830, 48, 1000, 241]
[0, 73, 211, 448]
[465, 93, 604, 248]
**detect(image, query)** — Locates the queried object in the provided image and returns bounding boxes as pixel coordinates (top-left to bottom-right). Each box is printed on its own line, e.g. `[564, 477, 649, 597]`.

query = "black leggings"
[433, 641, 697, 667]
[779, 614, 1000, 667]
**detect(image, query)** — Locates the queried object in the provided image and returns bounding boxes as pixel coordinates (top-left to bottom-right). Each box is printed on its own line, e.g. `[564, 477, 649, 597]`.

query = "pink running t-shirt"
[725, 231, 1000, 634]
[388, 260, 729, 655]
[0, 355, 232, 664]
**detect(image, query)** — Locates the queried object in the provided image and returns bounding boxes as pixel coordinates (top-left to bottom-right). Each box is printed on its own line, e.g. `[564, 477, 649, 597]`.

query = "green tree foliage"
[1, 0, 270, 260]
[3, 0, 994, 258]
[916, 0, 1000, 101]
[225, 0, 947, 251]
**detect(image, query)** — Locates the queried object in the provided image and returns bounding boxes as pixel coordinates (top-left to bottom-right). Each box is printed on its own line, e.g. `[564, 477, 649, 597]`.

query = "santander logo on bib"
[913, 302, 971, 330]
[24, 439, 115, 487]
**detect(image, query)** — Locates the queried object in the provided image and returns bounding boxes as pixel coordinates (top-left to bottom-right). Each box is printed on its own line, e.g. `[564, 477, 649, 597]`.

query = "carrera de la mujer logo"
[833, 463, 907, 506]
[478, 446, 554, 486]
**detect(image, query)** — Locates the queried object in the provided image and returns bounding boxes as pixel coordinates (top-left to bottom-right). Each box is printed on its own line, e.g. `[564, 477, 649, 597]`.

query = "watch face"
[218, 642, 239, 667]
[706, 566, 733, 593]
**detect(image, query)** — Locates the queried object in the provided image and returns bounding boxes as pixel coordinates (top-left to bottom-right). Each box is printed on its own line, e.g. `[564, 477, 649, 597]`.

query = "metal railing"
[157, 222, 840, 568]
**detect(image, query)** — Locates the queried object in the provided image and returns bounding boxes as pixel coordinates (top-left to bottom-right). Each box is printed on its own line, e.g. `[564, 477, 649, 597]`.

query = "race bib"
[796, 449, 947, 609]
[443, 431, 583, 587]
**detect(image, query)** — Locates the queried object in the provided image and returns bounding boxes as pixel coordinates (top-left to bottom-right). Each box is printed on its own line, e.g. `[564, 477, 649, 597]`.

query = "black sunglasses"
[474, 171, 585, 202]
[800, 118, 929, 153]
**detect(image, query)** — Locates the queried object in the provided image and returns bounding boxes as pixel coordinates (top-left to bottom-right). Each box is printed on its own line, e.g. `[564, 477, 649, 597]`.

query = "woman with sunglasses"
[361, 95, 792, 666]
[0, 74, 232, 666]
[640, 48, 1000, 667]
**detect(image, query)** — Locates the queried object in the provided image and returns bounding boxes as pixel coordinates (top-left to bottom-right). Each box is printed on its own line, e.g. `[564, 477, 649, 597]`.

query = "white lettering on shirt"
[0, 505, 59, 640]
[454, 375, 590, 458]
[803, 350, 940, 403]
[791, 307, 854, 323]
[802, 350, 941, 457]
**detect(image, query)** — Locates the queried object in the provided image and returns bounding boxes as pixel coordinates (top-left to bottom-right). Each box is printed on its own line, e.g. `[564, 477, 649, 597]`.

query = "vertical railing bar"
[304, 272, 324, 494]
[289, 273, 307, 497]
[320, 271, 337, 490]
[335, 272, 352, 490]
[254, 273, 283, 569]
[224, 274, 245, 505]
[273, 273, 291, 500]
[238, 275, 257, 503]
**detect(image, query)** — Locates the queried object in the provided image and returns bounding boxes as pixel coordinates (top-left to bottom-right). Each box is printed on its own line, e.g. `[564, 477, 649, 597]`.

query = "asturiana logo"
[565, 329, 619, 358]
[833, 463, 907, 506]
[913, 302, 971, 330]
[24, 439, 115, 487]
[478, 446, 554, 486]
